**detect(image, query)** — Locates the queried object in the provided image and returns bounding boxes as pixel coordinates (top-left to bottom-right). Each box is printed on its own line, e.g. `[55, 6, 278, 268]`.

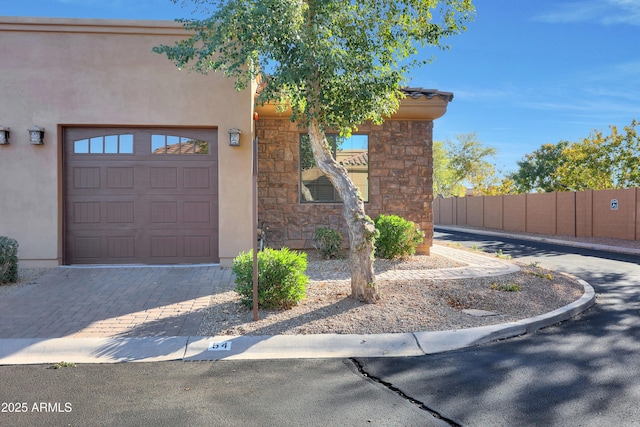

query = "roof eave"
[255, 87, 453, 121]
[395, 88, 453, 121]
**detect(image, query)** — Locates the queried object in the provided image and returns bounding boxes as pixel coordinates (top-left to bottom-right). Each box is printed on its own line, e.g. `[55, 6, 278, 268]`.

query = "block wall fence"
[433, 188, 640, 241]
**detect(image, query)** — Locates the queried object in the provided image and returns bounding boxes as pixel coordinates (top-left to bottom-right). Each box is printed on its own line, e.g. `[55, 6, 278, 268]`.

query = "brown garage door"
[64, 127, 219, 264]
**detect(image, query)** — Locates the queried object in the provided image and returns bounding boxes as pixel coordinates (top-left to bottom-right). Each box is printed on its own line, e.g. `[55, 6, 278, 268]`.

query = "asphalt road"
[1, 229, 638, 426]
[358, 229, 640, 426]
[0, 359, 444, 427]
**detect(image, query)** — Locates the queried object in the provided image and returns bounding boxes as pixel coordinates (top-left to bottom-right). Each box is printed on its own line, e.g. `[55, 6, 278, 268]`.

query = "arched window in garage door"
[73, 134, 134, 154]
[151, 134, 209, 155]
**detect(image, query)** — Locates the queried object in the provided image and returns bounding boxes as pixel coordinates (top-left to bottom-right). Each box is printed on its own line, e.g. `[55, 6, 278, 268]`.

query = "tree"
[154, 0, 475, 303]
[612, 120, 640, 187]
[477, 177, 516, 196]
[509, 141, 570, 193]
[509, 120, 640, 193]
[433, 133, 498, 197]
[557, 132, 613, 191]
[433, 140, 465, 197]
[557, 121, 640, 190]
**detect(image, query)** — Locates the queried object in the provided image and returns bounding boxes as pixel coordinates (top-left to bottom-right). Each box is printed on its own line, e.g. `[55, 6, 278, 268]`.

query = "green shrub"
[491, 282, 521, 292]
[374, 214, 424, 260]
[0, 236, 19, 284]
[232, 248, 309, 309]
[495, 249, 511, 260]
[314, 227, 343, 259]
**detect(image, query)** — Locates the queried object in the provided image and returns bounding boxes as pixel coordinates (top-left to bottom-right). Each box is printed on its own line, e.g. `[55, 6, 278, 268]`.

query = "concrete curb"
[0, 280, 595, 365]
[184, 333, 425, 360]
[415, 278, 595, 353]
[0, 337, 189, 365]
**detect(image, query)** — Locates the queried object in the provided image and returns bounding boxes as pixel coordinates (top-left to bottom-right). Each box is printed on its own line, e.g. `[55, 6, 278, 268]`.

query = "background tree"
[154, 0, 475, 303]
[475, 175, 516, 196]
[557, 121, 640, 190]
[557, 132, 613, 191]
[509, 120, 639, 193]
[433, 140, 466, 197]
[508, 141, 570, 193]
[433, 133, 499, 197]
[612, 120, 640, 187]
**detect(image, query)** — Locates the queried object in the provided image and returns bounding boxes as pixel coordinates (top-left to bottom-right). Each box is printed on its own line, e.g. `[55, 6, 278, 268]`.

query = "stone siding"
[256, 118, 434, 254]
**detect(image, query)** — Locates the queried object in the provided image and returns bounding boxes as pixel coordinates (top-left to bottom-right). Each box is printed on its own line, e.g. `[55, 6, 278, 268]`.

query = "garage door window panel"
[152, 134, 209, 155]
[73, 134, 134, 154]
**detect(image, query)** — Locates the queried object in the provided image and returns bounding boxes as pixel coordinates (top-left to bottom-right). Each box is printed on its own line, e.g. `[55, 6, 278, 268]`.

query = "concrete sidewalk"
[0, 241, 596, 365]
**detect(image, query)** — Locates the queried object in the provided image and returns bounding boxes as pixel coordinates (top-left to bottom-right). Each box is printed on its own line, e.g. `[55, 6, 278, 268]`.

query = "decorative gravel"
[197, 248, 585, 336]
[0, 267, 52, 298]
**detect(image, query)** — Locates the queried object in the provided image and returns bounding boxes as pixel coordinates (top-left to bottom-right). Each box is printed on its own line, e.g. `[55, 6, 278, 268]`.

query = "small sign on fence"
[611, 199, 619, 210]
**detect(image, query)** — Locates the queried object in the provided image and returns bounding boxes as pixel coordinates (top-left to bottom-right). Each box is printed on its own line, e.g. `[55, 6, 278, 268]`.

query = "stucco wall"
[576, 190, 593, 238]
[483, 195, 503, 230]
[466, 196, 484, 228]
[556, 191, 576, 236]
[592, 188, 637, 240]
[503, 193, 526, 232]
[256, 118, 435, 254]
[0, 17, 254, 266]
[526, 192, 557, 235]
[435, 197, 453, 225]
[456, 197, 467, 228]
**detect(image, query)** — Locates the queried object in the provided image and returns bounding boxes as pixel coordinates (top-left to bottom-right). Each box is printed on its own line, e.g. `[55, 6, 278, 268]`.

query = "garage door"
[64, 127, 219, 264]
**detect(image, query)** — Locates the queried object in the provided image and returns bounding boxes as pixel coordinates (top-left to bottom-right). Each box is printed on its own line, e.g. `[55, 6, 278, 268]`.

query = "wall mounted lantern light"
[229, 128, 241, 146]
[0, 126, 9, 145]
[28, 126, 45, 145]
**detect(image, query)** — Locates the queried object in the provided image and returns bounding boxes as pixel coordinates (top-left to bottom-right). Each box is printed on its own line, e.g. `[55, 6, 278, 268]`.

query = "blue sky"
[2, 0, 639, 174]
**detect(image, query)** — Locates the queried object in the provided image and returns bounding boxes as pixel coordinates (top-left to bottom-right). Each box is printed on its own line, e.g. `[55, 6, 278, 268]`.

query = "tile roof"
[154, 141, 208, 154]
[339, 151, 368, 166]
[401, 87, 454, 102]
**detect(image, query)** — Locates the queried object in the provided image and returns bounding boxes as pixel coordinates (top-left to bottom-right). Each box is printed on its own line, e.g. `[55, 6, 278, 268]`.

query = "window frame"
[72, 134, 134, 155]
[299, 133, 369, 203]
[151, 134, 210, 155]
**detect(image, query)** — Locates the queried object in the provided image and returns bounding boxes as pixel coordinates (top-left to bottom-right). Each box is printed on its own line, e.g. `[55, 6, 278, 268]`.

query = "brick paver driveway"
[0, 266, 233, 338]
[0, 245, 517, 340]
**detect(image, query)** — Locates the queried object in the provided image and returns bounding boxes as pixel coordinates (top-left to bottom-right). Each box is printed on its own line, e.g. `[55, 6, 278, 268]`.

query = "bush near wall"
[0, 236, 19, 284]
[314, 227, 343, 259]
[374, 215, 425, 259]
[232, 248, 309, 310]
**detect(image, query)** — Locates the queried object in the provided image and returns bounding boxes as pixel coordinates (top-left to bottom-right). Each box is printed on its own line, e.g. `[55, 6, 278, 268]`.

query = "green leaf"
[154, 0, 475, 133]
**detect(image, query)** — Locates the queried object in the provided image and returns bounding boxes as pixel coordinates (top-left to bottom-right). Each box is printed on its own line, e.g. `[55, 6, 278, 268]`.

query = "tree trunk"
[307, 120, 380, 303]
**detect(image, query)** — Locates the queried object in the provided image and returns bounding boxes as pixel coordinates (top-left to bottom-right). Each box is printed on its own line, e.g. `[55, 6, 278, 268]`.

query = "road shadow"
[356, 229, 640, 426]
[434, 228, 640, 266]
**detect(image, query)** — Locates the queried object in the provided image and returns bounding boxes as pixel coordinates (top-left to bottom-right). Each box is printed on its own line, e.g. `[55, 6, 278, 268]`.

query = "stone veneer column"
[368, 120, 434, 254]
